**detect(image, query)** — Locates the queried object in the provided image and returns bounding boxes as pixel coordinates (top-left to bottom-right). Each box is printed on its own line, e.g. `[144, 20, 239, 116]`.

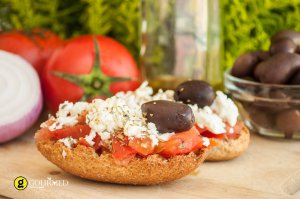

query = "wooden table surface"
[0, 116, 299, 199]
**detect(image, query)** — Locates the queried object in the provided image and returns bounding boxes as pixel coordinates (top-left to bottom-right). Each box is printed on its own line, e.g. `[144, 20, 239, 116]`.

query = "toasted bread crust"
[206, 126, 250, 161]
[36, 139, 207, 185]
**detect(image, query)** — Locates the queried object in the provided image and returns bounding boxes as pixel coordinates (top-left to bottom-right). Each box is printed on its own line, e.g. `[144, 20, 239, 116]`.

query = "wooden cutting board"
[0, 115, 299, 199]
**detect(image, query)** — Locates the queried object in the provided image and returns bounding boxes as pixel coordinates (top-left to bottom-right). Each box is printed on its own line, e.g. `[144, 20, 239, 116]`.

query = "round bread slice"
[36, 139, 208, 185]
[205, 126, 250, 161]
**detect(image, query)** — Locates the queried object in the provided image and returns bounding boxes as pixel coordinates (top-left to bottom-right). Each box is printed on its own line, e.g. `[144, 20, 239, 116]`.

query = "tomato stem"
[52, 71, 84, 85]
[91, 37, 101, 74]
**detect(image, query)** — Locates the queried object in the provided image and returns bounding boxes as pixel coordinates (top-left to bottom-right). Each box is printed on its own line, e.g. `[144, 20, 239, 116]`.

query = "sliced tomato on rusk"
[195, 124, 208, 134]
[51, 124, 91, 140]
[196, 122, 244, 140]
[78, 137, 91, 147]
[112, 136, 137, 161]
[91, 133, 101, 150]
[200, 131, 225, 139]
[129, 137, 154, 156]
[157, 126, 203, 158]
[195, 123, 225, 139]
[226, 121, 243, 139]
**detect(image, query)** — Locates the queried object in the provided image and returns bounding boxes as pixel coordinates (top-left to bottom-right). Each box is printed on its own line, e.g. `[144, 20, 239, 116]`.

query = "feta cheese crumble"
[58, 137, 77, 148]
[211, 91, 238, 127]
[189, 91, 239, 135]
[84, 130, 97, 146]
[192, 106, 226, 134]
[202, 137, 210, 147]
[48, 101, 89, 131]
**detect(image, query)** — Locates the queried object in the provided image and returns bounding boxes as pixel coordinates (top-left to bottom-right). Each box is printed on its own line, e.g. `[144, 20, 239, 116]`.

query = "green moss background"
[1, 0, 300, 68]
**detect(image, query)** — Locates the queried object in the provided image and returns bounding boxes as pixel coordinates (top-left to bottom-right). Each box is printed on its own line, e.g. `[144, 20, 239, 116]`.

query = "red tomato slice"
[92, 133, 101, 150]
[200, 131, 225, 139]
[128, 137, 154, 156]
[51, 124, 91, 140]
[232, 121, 243, 134]
[195, 123, 226, 139]
[78, 137, 90, 147]
[195, 124, 208, 134]
[158, 126, 203, 158]
[112, 137, 137, 161]
[199, 122, 244, 140]
[226, 122, 243, 139]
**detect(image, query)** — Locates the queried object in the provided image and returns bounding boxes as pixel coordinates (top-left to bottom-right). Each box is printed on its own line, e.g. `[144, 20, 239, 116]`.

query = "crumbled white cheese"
[49, 117, 77, 131]
[153, 89, 175, 101]
[135, 81, 154, 98]
[84, 130, 97, 146]
[193, 106, 226, 134]
[87, 97, 131, 134]
[202, 137, 210, 147]
[40, 115, 55, 128]
[62, 149, 67, 159]
[98, 131, 111, 141]
[58, 137, 77, 148]
[228, 127, 234, 134]
[70, 102, 89, 116]
[124, 122, 147, 138]
[211, 91, 238, 127]
[188, 91, 239, 135]
[49, 101, 89, 131]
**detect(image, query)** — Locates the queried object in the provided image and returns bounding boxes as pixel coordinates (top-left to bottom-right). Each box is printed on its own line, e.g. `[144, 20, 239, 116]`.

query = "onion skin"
[0, 92, 42, 143]
[0, 50, 43, 143]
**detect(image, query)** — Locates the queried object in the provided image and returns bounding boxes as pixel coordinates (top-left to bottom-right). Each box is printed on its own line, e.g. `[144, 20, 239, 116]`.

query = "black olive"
[289, 71, 300, 84]
[231, 51, 269, 78]
[248, 106, 274, 129]
[174, 80, 215, 108]
[141, 100, 195, 133]
[270, 38, 297, 55]
[276, 109, 300, 138]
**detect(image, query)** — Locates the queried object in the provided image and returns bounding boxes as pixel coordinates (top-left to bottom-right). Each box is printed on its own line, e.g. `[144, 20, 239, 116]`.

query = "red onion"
[0, 50, 43, 143]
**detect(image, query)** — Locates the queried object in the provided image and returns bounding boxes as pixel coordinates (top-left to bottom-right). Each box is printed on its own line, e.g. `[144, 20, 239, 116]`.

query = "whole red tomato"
[42, 35, 141, 112]
[0, 29, 62, 76]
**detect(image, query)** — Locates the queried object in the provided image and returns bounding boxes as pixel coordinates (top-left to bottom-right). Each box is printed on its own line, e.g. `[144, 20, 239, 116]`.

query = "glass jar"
[225, 70, 300, 139]
[140, 0, 222, 91]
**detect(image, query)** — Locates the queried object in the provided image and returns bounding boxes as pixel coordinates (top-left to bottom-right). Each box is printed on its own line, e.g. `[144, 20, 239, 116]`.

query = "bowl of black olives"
[224, 30, 300, 139]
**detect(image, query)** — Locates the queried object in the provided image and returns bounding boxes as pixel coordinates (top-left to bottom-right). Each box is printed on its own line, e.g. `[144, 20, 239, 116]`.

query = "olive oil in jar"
[148, 75, 187, 91]
[148, 74, 223, 92]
